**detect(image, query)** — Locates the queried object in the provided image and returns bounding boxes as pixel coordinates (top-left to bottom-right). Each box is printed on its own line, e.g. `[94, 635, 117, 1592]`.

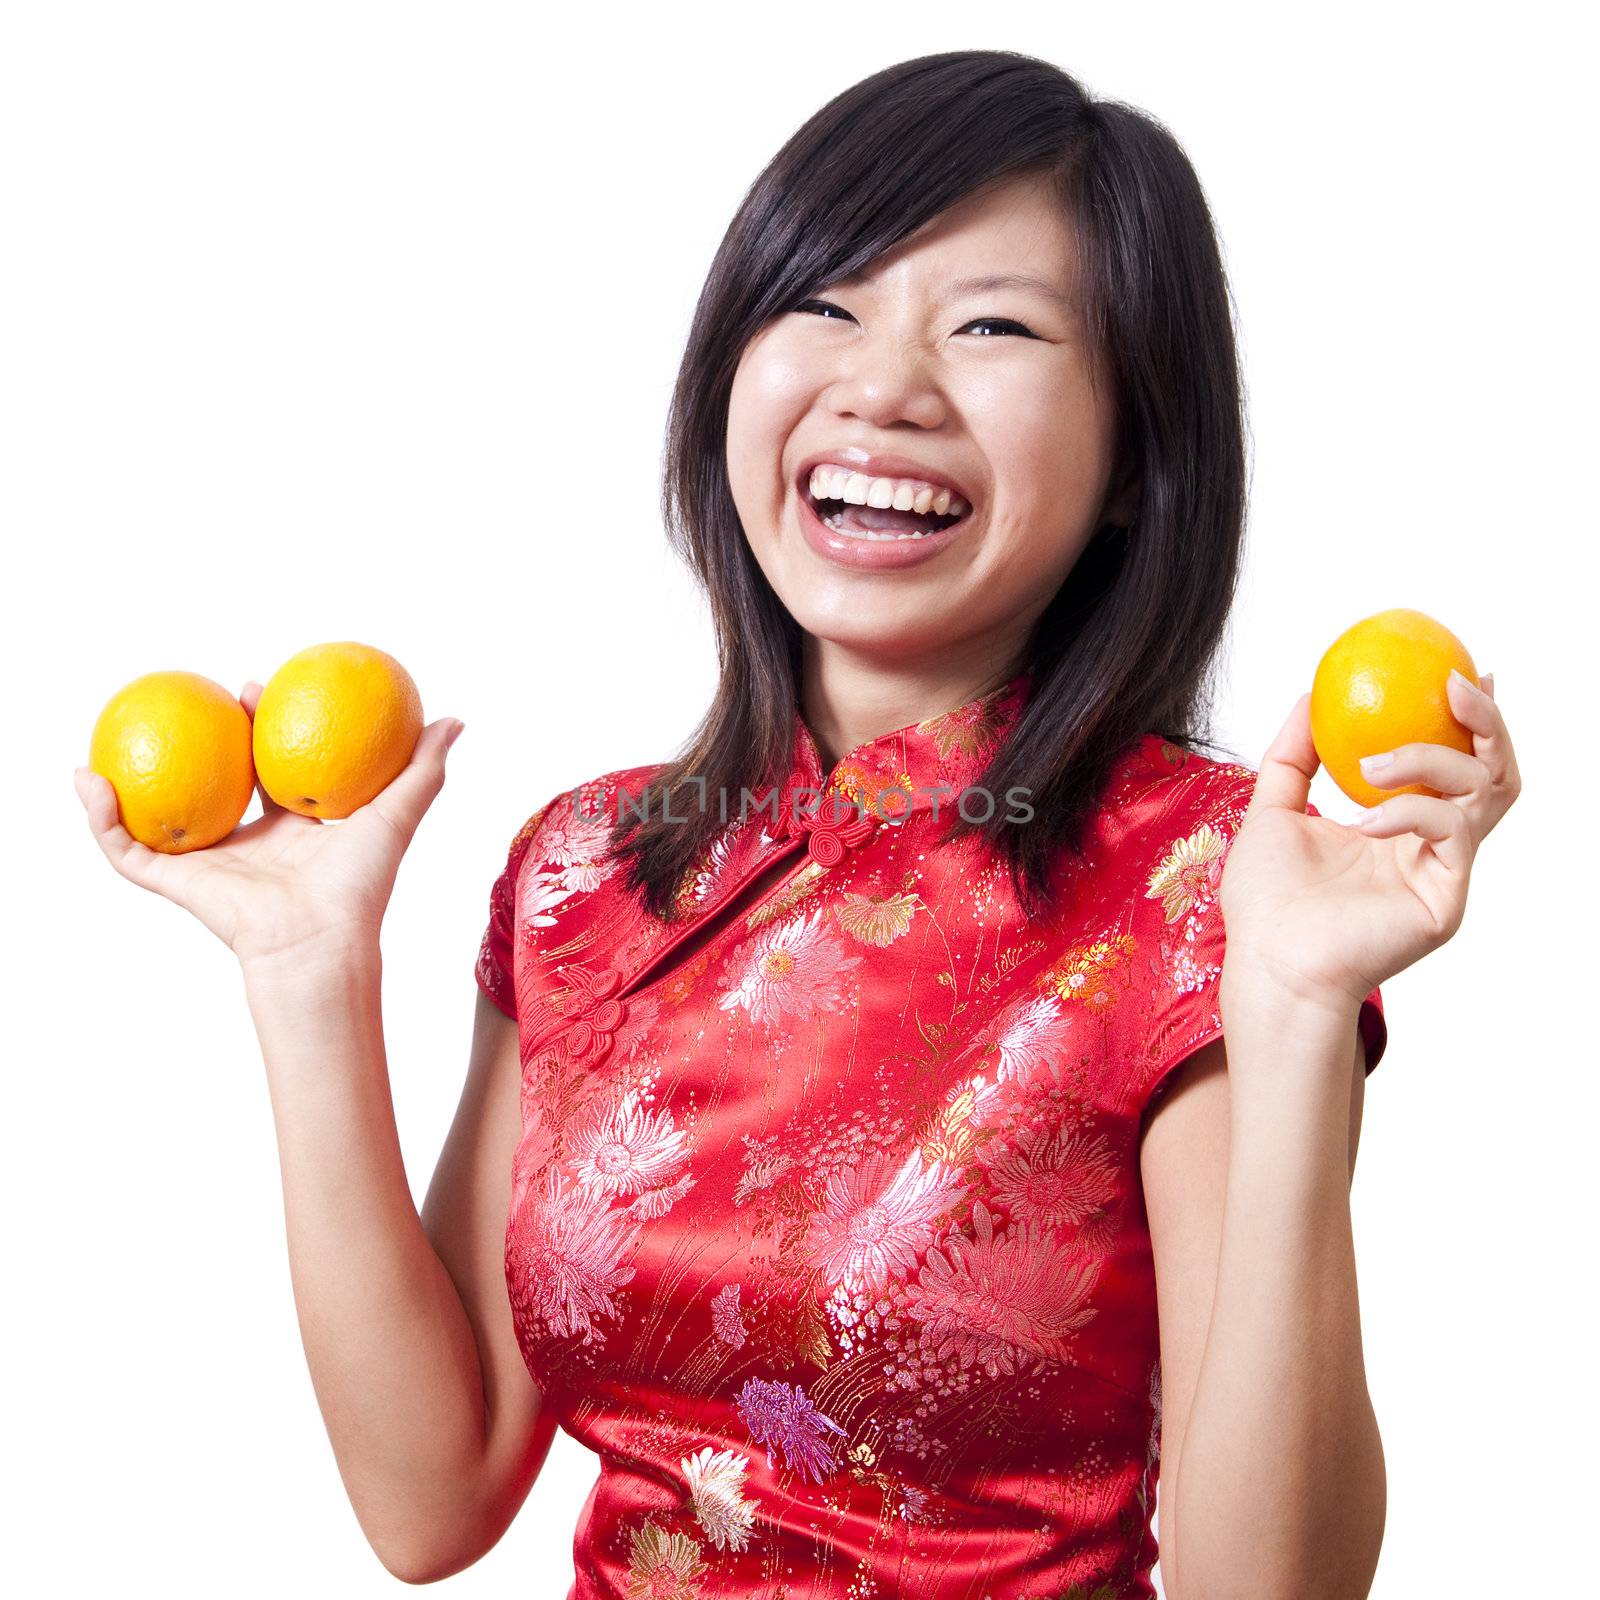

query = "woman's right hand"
[73, 680, 464, 970]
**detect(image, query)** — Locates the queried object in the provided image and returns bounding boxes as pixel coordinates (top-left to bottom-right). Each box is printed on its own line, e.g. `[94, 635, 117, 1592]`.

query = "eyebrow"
[833, 268, 1074, 310]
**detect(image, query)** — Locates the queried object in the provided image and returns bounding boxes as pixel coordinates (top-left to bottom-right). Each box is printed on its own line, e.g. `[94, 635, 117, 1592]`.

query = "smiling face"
[726, 169, 1133, 680]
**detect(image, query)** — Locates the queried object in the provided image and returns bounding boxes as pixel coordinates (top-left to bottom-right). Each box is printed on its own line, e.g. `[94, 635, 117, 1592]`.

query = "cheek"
[964, 369, 1114, 527]
[727, 340, 816, 502]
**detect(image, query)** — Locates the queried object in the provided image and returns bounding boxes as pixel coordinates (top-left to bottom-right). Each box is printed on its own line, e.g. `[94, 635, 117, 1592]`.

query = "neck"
[798, 638, 1025, 772]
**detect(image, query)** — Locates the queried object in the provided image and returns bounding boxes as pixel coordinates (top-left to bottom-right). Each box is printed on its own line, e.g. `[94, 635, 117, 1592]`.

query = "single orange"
[88, 671, 256, 853]
[252, 641, 423, 819]
[1310, 608, 1478, 807]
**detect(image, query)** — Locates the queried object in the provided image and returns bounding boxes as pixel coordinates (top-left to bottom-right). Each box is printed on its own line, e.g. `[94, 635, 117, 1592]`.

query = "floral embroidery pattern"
[517, 868, 575, 940]
[680, 1447, 758, 1553]
[909, 1201, 1100, 1377]
[509, 1168, 639, 1346]
[710, 1282, 747, 1349]
[735, 1377, 848, 1484]
[625, 1521, 705, 1599]
[1144, 820, 1230, 922]
[1040, 933, 1138, 1014]
[827, 758, 917, 822]
[715, 908, 862, 1026]
[918, 690, 1015, 760]
[479, 676, 1388, 1598]
[569, 1087, 691, 1201]
[805, 1147, 963, 1294]
[834, 887, 922, 946]
[541, 806, 620, 894]
[958, 990, 1075, 1088]
[984, 1123, 1120, 1230]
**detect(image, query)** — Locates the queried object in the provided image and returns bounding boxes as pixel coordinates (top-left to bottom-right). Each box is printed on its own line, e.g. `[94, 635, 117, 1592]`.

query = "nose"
[823, 331, 947, 431]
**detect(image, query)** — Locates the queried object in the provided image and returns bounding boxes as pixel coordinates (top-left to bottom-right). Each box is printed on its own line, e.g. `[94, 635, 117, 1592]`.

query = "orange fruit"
[1310, 608, 1478, 807]
[252, 641, 423, 819]
[88, 671, 256, 853]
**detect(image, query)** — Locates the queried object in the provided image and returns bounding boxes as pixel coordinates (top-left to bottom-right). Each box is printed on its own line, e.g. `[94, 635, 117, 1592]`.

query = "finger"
[1356, 791, 1474, 880]
[1245, 692, 1317, 817]
[358, 718, 462, 849]
[1357, 741, 1486, 801]
[1445, 668, 1499, 744]
[1445, 667, 1520, 816]
[238, 681, 286, 819]
[73, 766, 177, 895]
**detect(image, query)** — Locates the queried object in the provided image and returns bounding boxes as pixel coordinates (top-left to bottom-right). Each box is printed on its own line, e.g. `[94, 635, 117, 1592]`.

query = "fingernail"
[1359, 751, 1394, 776]
[1481, 671, 1494, 697]
[1354, 803, 1382, 827]
[1450, 667, 1486, 699]
[445, 720, 465, 749]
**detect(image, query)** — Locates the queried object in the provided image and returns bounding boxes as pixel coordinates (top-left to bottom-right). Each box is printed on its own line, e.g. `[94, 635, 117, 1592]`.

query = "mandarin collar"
[779, 668, 1035, 827]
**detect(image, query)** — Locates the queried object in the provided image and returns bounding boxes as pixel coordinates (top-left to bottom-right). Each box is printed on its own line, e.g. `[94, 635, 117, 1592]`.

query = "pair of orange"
[87, 642, 423, 854]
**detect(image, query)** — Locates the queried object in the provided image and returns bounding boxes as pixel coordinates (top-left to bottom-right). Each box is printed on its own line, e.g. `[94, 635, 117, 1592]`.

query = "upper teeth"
[806, 466, 968, 519]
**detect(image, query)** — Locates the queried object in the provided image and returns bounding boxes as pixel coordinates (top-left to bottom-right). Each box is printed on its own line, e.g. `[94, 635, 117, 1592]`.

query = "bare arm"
[243, 940, 557, 1582]
[1141, 1010, 1382, 1600]
[419, 990, 562, 1572]
[1139, 664, 1515, 1597]
[76, 688, 560, 1578]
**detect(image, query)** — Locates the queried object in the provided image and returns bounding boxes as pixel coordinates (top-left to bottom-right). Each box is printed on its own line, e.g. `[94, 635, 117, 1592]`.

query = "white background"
[4, 3, 1593, 1594]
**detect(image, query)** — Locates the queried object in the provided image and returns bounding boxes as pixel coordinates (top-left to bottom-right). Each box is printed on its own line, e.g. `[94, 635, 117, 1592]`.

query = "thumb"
[360, 719, 464, 846]
[1243, 692, 1318, 818]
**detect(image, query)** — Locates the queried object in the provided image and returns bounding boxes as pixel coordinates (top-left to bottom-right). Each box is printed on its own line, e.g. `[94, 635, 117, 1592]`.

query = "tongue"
[836, 503, 939, 533]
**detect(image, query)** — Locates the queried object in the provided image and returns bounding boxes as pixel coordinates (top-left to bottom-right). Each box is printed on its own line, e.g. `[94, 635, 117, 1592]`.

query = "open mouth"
[798, 469, 972, 542]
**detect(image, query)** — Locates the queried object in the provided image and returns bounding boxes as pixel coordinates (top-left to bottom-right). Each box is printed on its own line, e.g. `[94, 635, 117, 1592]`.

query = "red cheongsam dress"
[474, 668, 1387, 1599]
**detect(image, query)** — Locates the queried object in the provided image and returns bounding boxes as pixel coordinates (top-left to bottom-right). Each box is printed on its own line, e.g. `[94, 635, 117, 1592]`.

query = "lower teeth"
[820, 509, 936, 540]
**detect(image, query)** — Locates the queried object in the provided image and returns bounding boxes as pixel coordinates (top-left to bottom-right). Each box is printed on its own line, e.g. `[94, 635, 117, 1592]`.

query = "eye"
[963, 317, 1039, 339]
[792, 300, 1039, 338]
[792, 298, 853, 322]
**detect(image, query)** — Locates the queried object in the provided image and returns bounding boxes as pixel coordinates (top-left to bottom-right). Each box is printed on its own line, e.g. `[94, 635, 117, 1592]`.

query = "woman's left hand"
[1218, 669, 1521, 1014]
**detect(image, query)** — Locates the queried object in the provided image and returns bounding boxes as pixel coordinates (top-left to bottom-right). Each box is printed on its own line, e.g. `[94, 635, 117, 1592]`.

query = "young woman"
[75, 50, 1520, 1600]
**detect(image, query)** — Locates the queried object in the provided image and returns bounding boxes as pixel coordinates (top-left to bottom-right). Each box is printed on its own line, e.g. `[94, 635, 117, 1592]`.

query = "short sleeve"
[473, 797, 563, 1020]
[1137, 781, 1388, 1117]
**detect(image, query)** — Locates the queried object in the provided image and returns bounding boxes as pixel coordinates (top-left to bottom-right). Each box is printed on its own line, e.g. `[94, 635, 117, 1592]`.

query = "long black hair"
[611, 49, 1247, 921]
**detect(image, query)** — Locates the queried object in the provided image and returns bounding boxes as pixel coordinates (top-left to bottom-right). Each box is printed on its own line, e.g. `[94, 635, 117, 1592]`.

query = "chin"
[783, 597, 955, 661]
